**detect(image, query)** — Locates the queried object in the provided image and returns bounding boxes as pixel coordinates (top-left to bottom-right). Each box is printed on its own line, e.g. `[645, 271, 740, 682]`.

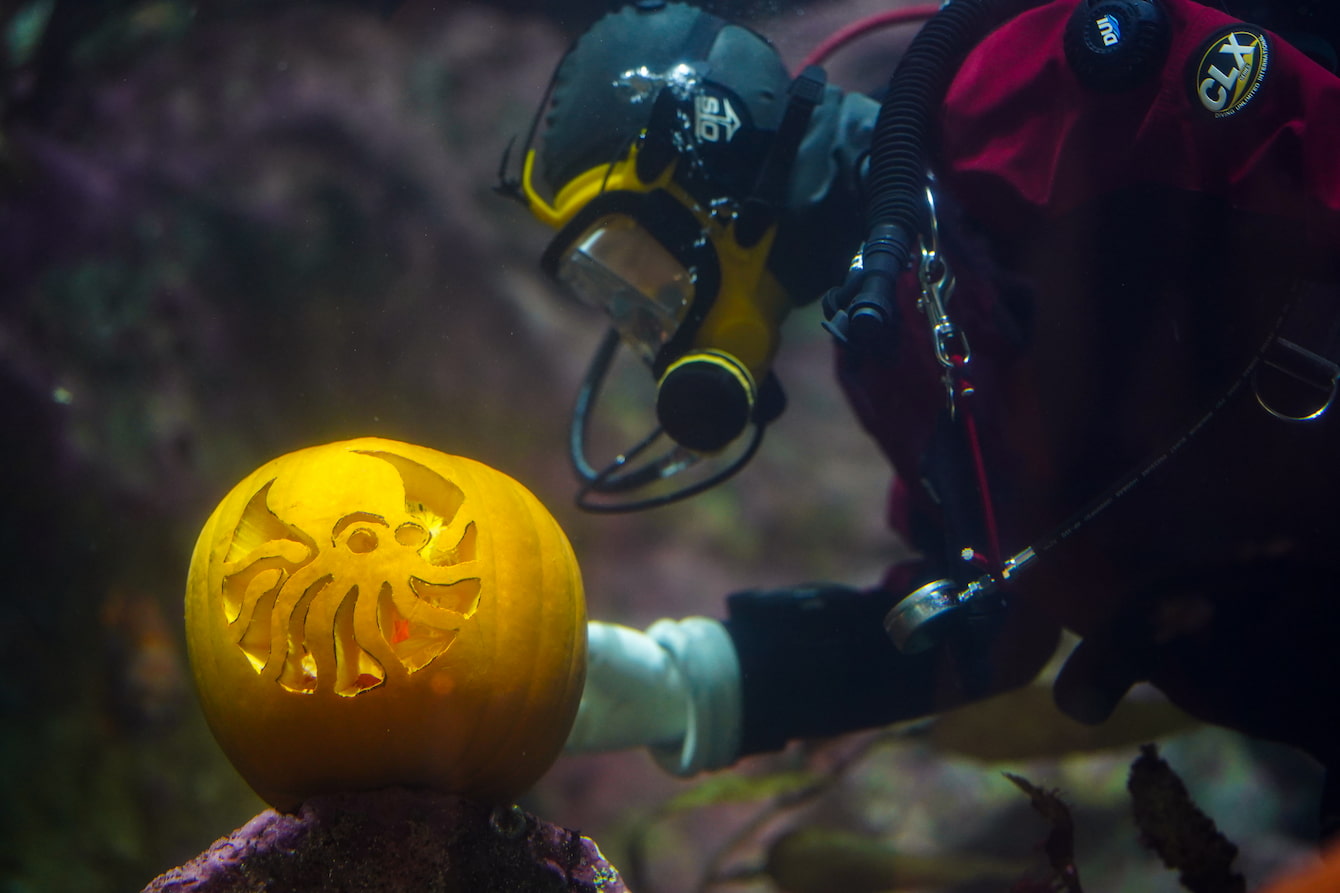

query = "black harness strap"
[735, 65, 828, 247]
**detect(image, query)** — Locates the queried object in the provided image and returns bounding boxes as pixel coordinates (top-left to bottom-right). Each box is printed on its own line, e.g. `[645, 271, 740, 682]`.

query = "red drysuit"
[731, 1, 1340, 816]
[834, 0, 1340, 769]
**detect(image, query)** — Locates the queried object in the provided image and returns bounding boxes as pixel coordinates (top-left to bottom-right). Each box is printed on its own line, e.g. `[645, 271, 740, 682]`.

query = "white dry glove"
[565, 617, 743, 776]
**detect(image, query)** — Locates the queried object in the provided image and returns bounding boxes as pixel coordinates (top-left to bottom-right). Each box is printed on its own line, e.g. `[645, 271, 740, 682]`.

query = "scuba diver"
[498, 0, 1340, 828]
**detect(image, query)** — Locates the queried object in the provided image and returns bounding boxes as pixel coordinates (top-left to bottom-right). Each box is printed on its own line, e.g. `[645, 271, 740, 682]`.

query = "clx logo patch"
[1190, 26, 1270, 118]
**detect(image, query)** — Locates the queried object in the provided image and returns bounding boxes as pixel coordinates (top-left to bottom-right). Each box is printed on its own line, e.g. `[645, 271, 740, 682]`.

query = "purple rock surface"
[140, 787, 628, 893]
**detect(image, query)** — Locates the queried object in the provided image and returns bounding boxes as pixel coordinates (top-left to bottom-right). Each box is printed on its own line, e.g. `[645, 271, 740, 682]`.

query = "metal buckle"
[1252, 336, 1339, 422]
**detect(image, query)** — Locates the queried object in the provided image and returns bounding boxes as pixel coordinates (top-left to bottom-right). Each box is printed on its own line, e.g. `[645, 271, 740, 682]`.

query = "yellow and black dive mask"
[500, 1, 840, 511]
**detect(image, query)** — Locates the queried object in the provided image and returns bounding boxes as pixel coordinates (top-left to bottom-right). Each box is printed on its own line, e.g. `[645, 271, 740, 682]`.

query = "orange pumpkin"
[185, 437, 586, 811]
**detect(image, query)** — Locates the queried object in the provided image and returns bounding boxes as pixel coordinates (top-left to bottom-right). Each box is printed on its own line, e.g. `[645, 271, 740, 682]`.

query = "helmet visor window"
[556, 215, 695, 363]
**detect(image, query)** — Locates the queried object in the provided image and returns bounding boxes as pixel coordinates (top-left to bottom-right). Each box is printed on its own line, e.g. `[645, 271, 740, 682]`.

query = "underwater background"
[0, 1, 1327, 891]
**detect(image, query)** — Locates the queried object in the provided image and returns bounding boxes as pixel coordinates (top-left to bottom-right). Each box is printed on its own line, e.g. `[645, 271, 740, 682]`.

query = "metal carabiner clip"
[919, 246, 963, 369]
[916, 182, 971, 408]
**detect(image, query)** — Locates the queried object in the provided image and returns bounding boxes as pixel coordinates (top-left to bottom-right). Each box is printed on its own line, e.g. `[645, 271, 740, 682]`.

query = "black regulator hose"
[826, 0, 1045, 349]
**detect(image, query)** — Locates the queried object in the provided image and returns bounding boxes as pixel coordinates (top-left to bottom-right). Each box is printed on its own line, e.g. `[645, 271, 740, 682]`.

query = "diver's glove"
[565, 618, 742, 776]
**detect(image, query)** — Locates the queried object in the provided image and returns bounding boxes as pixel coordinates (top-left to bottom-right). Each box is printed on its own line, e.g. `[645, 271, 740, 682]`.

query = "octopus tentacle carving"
[218, 449, 483, 697]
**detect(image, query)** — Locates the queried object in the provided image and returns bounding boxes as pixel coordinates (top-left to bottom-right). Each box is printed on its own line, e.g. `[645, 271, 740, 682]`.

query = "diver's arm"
[723, 584, 1055, 758]
[566, 584, 1056, 772]
[724, 584, 942, 757]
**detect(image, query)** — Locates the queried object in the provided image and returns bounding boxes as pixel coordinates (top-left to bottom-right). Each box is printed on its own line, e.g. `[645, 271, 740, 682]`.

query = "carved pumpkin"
[185, 437, 586, 811]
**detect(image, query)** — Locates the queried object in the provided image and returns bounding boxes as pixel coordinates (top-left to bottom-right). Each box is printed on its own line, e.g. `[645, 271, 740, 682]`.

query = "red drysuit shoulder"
[938, 0, 1340, 243]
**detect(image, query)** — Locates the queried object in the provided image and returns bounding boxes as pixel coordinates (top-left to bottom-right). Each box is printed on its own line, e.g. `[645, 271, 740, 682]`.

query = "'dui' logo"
[1095, 14, 1120, 47]
[1191, 27, 1269, 118]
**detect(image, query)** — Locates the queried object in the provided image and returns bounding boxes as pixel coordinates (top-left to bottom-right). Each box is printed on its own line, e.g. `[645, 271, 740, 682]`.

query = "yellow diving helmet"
[499, 0, 877, 510]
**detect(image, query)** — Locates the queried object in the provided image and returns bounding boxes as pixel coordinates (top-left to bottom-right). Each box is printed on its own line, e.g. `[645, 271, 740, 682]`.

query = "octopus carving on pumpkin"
[218, 449, 483, 697]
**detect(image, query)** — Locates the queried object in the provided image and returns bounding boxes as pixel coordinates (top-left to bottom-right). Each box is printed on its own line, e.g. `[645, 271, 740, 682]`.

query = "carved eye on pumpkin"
[186, 438, 586, 811]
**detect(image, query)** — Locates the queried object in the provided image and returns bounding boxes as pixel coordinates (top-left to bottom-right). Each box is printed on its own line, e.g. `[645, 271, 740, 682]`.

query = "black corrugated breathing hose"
[828, 0, 1046, 349]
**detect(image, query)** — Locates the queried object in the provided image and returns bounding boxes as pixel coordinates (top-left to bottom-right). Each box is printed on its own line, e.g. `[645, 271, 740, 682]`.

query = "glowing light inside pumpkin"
[186, 437, 586, 810]
[219, 450, 484, 697]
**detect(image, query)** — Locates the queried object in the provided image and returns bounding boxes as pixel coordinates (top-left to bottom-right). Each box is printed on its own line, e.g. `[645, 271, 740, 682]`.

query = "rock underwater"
[140, 787, 627, 892]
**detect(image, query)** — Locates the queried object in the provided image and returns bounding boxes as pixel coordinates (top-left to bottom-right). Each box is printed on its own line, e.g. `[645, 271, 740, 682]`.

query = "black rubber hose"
[866, 0, 1041, 233]
[848, 0, 1043, 343]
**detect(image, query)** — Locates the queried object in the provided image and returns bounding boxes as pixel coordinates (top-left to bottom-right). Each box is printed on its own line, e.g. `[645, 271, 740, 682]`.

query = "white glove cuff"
[646, 616, 742, 776]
